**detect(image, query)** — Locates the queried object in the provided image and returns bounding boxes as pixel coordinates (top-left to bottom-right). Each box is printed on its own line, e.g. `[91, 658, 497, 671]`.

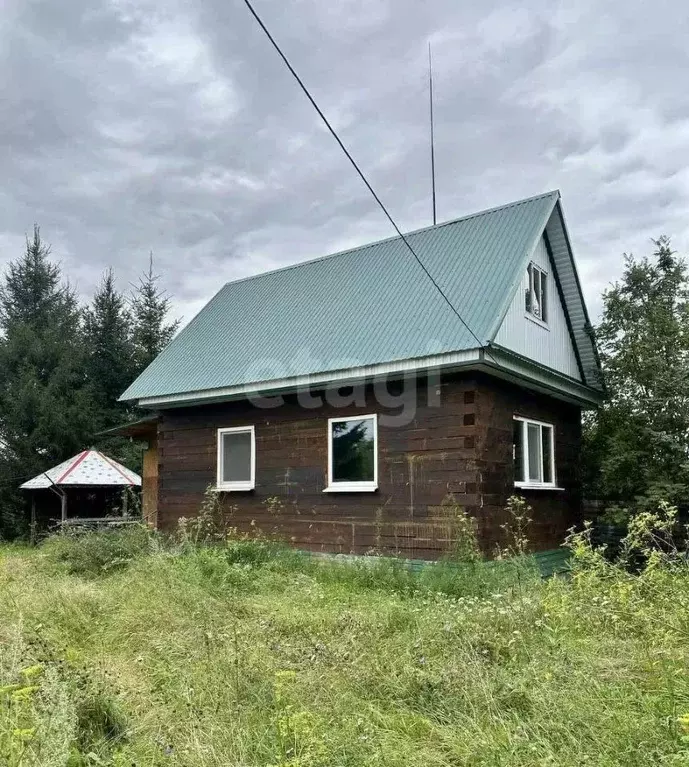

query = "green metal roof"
[121, 191, 564, 403]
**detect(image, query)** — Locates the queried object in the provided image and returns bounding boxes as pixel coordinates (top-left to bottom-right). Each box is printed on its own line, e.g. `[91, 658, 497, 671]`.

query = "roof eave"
[484, 345, 603, 408]
[549, 199, 605, 386]
[129, 348, 484, 408]
[98, 415, 159, 439]
[130, 345, 602, 411]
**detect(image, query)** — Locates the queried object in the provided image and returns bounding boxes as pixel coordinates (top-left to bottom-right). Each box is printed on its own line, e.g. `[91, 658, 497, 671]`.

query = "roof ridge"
[97, 450, 136, 485]
[221, 190, 561, 290]
[55, 449, 89, 484]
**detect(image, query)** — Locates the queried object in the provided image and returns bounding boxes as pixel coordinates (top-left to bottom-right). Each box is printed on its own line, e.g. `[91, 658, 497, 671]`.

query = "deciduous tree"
[585, 237, 689, 509]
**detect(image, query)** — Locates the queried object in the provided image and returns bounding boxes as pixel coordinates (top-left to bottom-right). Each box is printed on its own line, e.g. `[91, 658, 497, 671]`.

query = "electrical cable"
[241, 0, 493, 356]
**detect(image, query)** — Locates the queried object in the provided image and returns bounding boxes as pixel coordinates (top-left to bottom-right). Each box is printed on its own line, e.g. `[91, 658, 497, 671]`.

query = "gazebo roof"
[20, 449, 141, 490]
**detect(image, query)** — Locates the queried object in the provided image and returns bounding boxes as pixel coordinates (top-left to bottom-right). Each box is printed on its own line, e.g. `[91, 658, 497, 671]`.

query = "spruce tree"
[84, 268, 135, 427]
[0, 227, 96, 536]
[131, 253, 180, 375]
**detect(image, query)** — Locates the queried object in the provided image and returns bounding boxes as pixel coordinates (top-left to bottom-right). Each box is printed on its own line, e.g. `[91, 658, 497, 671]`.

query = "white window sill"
[212, 483, 255, 492]
[514, 483, 565, 491]
[524, 312, 549, 330]
[323, 484, 378, 493]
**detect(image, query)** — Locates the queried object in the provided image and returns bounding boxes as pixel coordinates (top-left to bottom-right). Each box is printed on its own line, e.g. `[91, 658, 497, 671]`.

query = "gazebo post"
[61, 491, 68, 524]
[122, 488, 129, 517]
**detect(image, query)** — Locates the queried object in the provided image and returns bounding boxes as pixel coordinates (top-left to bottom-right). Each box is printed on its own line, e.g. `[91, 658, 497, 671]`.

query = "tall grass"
[2, 508, 689, 765]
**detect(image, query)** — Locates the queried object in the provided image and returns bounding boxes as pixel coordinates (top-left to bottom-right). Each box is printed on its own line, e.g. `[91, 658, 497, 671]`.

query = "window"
[325, 414, 378, 492]
[217, 426, 255, 491]
[526, 263, 547, 322]
[513, 417, 555, 487]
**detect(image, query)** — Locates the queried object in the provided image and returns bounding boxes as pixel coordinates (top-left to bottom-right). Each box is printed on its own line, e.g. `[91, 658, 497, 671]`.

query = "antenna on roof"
[428, 42, 437, 226]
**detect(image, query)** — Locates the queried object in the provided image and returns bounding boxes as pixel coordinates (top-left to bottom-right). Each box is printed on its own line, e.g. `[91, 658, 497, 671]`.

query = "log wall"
[155, 373, 582, 557]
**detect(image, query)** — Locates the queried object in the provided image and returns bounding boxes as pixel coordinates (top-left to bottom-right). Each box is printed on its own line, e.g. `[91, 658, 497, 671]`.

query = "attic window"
[526, 263, 548, 322]
[217, 426, 255, 491]
[324, 415, 378, 492]
[513, 417, 556, 488]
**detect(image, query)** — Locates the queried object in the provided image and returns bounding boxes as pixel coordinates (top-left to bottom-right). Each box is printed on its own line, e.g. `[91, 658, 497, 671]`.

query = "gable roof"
[20, 450, 141, 490]
[121, 190, 601, 406]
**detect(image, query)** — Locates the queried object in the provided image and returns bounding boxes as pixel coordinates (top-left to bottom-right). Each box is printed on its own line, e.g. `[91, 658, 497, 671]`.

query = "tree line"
[0, 227, 179, 537]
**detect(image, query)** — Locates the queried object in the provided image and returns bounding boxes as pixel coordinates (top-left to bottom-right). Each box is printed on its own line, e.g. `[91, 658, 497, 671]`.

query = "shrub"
[177, 485, 238, 545]
[41, 525, 153, 577]
[441, 494, 481, 563]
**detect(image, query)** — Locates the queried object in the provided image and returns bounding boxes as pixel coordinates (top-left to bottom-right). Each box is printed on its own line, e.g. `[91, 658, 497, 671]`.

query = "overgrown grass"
[40, 524, 154, 577]
[2, 521, 689, 765]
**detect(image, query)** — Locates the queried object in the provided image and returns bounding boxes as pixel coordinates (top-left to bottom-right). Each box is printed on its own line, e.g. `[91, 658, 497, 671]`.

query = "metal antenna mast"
[429, 42, 437, 226]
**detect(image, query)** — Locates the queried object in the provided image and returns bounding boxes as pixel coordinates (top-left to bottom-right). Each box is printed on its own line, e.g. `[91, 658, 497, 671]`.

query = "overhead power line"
[240, 0, 489, 354]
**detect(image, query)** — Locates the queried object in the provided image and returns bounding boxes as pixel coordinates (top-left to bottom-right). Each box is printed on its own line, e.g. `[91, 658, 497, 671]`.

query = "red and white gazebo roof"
[20, 449, 141, 490]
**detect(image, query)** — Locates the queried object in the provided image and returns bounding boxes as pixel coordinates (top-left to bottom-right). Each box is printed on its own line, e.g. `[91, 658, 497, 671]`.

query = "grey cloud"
[1, 0, 688, 326]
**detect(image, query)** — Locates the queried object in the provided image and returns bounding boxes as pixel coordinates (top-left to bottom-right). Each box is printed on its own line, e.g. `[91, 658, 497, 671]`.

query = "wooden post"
[122, 488, 129, 517]
[142, 438, 159, 528]
[61, 492, 67, 524]
[30, 496, 37, 546]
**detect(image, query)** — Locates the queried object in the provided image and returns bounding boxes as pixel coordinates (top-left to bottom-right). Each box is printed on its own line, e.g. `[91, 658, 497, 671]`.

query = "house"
[119, 191, 603, 558]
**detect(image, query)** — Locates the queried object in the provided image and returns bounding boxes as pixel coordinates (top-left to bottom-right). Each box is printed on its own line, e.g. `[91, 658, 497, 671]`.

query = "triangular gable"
[493, 233, 582, 380]
[489, 198, 602, 390]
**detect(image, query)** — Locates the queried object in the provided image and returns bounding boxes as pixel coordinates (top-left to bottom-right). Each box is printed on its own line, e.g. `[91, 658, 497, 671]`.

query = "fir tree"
[0, 227, 96, 536]
[131, 253, 180, 375]
[84, 268, 135, 427]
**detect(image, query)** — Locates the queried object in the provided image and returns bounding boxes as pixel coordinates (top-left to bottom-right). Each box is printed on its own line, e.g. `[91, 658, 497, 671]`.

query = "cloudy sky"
[1, 0, 687, 326]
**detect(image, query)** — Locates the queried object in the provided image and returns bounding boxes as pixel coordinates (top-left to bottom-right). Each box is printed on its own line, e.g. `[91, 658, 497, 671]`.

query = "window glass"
[542, 426, 553, 483]
[533, 269, 541, 317]
[221, 430, 252, 484]
[513, 417, 556, 486]
[513, 419, 524, 483]
[526, 264, 547, 322]
[527, 423, 542, 482]
[331, 417, 376, 483]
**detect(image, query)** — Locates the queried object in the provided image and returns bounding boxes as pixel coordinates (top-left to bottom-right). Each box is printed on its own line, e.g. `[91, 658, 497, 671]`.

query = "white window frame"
[216, 426, 255, 491]
[513, 416, 558, 489]
[526, 262, 548, 325]
[324, 413, 378, 493]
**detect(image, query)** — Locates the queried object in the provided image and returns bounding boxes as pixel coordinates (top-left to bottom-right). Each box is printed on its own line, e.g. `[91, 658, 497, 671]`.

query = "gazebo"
[20, 449, 142, 532]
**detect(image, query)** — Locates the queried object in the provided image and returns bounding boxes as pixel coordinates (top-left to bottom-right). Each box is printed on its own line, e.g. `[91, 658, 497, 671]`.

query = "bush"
[41, 525, 153, 577]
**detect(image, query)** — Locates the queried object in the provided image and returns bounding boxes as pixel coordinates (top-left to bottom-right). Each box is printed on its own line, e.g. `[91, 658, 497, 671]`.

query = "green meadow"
[1, 523, 689, 766]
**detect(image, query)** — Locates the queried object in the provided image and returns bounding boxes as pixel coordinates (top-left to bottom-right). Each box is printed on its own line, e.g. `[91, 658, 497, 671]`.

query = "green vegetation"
[2, 509, 689, 766]
[0, 230, 179, 539]
[586, 236, 689, 514]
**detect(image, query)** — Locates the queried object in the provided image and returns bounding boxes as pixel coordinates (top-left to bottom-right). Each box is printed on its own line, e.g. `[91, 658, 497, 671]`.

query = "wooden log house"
[119, 191, 603, 558]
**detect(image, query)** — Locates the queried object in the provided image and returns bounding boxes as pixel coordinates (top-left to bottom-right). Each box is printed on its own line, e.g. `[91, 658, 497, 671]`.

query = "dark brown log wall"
[474, 376, 583, 553]
[156, 373, 582, 558]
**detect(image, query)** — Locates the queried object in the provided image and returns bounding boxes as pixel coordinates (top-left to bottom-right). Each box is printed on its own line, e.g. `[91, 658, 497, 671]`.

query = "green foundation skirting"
[307, 547, 571, 579]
